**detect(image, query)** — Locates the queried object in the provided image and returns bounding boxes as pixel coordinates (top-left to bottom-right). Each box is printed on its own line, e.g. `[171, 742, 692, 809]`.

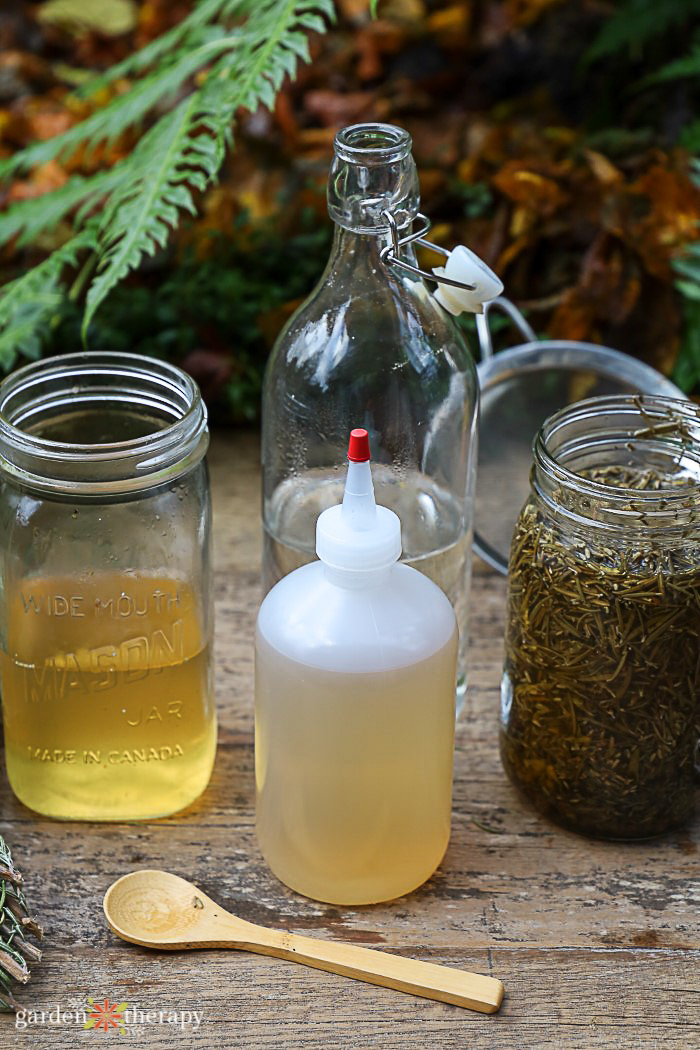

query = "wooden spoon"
[103, 870, 504, 1014]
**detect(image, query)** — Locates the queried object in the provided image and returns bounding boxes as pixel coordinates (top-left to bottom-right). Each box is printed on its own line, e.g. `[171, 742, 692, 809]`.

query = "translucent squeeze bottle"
[255, 429, 458, 905]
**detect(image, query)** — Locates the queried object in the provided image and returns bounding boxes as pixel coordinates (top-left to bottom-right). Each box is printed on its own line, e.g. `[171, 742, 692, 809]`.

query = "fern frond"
[1, 0, 333, 183]
[205, 0, 334, 117]
[645, 44, 700, 85]
[0, 33, 239, 181]
[0, 290, 62, 366]
[75, 0, 321, 97]
[76, 0, 236, 96]
[0, 0, 335, 356]
[0, 169, 124, 247]
[0, 227, 96, 367]
[299, 0, 335, 17]
[82, 0, 334, 332]
[584, 0, 699, 66]
[84, 96, 208, 334]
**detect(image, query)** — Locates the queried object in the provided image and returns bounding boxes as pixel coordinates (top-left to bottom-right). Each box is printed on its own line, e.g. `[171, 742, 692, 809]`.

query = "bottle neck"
[322, 562, 393, 589]
[328, 123, 419, 236]
[324, 226, 387, 275]
[324, 225, 420, 284]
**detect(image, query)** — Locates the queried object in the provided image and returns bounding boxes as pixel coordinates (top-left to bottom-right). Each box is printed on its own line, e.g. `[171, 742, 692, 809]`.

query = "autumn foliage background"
[1, 0, 700, 422]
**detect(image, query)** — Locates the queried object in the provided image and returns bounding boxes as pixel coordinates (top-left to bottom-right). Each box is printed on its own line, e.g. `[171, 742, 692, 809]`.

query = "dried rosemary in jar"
[501, 395, 700, 839]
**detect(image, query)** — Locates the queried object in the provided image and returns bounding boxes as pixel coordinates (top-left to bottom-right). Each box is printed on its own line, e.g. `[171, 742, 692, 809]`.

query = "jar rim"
[532, 394, 700, 529]
[0, 352, 208, 497]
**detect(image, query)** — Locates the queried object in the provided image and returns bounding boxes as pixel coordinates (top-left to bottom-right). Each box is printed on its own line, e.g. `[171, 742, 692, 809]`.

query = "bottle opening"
[334, 123, 412, 165]
[328, 123, 419, 234]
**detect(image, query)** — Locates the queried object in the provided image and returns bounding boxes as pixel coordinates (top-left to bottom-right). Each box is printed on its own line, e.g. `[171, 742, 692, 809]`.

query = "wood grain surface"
[2, 430, 698, 1049]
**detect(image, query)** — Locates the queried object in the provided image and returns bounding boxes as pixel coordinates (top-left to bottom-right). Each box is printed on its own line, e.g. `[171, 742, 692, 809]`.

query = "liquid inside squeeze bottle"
[255, 429, 458, 905]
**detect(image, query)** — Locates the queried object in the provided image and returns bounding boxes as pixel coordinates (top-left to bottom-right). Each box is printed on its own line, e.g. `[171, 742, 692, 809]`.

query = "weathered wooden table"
[4, 431, 699, 1048]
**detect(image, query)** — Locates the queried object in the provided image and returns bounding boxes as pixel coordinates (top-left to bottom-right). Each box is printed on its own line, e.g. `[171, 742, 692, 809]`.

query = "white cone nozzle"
[316, 429, 402, 572]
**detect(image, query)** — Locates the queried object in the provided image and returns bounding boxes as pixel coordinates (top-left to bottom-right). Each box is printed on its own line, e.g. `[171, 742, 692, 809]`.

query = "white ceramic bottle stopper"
[432, 245, 504, 315]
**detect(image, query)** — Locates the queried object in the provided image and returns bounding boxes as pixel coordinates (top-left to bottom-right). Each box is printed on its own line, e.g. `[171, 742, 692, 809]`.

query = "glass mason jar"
[501, 395, 700, 839]
[262, 122, 479, 706]
[0, 353, 216, 821]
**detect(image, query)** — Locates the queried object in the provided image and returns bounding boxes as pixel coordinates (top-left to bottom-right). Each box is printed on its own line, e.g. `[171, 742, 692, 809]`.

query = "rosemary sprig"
[0, 837, 42, 1012]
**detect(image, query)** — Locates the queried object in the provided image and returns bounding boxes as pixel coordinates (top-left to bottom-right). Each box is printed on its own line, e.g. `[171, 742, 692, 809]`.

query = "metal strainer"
[474, 297, 686, 573]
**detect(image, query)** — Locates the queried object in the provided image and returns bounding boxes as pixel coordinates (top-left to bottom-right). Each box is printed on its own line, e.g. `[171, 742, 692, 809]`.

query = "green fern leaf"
[83, 95, 208, 334]
[296, 13, 327, 32]
[203, 0, 332, 127]
[673, 298, 700, 391]
[0, 33, 239, 181]
[295, 0, 335, 18]
[0, 227, 96, 367]
[645, 44, 700, 84]
[0, 168, 124, 247]
[76, 0, 234, 95]
[584, 0, 699, 66]
[82, 0, 333, 333]
[0, 292, 61, 365]
[1, 1, 335, 353]
[283, 33, 312, 62]
[0, 229, 96, 316]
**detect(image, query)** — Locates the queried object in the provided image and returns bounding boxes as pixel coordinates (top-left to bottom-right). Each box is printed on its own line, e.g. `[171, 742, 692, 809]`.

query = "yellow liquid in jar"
[255, 630, 457, 905]
[1, 575, 216, 820]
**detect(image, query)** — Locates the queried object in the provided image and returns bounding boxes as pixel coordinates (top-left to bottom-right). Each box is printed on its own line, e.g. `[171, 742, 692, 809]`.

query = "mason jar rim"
[0, 352, 209, 497]
[532, 394, 700, 530]
[333, 123, 412, 164]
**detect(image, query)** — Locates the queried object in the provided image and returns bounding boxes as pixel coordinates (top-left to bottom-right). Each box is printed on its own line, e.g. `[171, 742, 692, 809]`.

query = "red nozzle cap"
[348, 428, 370, 462]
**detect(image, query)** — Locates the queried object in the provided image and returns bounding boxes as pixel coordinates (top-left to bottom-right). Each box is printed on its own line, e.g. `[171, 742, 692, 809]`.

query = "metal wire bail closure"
[379, 209, 477, 292]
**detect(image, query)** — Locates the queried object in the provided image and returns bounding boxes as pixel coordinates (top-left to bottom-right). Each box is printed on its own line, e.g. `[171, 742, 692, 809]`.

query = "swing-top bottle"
[261, 122, 478, 704]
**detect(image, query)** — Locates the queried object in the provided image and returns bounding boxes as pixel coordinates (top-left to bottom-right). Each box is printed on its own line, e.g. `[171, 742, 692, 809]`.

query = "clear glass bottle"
[262, 123, 478, 705]
[0, 352, 216, 821]
[501, 395, 700, 839]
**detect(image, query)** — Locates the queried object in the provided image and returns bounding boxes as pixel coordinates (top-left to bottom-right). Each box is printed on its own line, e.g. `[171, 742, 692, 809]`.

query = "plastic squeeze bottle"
[255, 429, 458, 905]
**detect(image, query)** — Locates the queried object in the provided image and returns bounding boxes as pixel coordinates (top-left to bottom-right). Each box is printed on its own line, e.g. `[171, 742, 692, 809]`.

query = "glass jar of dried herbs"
[501, 394, 700, 839]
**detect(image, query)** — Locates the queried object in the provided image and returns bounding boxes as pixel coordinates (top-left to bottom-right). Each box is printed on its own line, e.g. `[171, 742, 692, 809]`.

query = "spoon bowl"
[104, 869, 239, 948]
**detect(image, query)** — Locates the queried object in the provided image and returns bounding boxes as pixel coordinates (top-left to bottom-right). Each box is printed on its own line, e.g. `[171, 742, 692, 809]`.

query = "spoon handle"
[236, 925, 504, 1013]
